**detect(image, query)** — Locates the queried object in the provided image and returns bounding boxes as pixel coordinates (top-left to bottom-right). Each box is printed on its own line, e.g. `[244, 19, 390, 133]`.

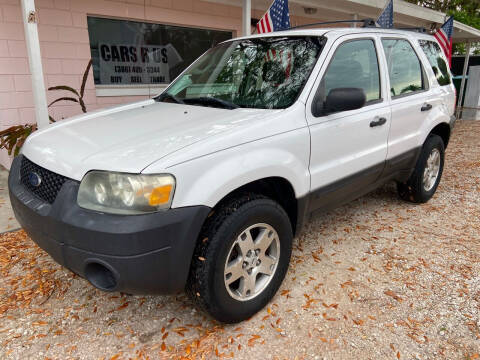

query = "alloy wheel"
[223, 223, 280, 301]
[422, 148, 441, 191]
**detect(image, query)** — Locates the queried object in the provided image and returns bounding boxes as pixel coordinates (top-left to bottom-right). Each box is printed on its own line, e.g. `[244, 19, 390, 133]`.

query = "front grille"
[20, 156, 69, 204]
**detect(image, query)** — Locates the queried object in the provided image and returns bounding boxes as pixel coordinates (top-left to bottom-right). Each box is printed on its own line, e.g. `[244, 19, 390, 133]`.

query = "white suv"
[9, 27, 455, 323]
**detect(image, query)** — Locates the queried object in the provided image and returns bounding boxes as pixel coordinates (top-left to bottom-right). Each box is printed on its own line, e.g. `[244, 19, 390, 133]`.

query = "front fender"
[156, 128, 311, 209]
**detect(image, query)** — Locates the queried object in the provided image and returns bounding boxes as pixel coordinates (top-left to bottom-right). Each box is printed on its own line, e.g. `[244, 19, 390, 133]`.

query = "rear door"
[380, 37, 430, 168]
[418, 39, 456, 117]
[305, 34, 391, 211]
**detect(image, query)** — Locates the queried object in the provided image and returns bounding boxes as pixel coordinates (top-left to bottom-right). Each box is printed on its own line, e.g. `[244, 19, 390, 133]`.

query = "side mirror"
[313, 87, 366, 116]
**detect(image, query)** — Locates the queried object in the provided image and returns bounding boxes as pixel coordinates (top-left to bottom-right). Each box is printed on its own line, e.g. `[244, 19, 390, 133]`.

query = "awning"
[209, 0, 480, 42]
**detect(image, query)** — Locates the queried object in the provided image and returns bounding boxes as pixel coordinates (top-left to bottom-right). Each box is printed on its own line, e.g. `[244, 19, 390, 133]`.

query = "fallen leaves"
[0, 230, 72, 316]
[116, 302, 129, 311]
[31, 320, 48, 326]
[247, 334, 261, 347]
[384, 290, 403, 302]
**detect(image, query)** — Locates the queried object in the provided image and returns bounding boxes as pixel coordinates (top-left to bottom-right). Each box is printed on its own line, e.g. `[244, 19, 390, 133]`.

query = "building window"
[86, 16, 232, 95]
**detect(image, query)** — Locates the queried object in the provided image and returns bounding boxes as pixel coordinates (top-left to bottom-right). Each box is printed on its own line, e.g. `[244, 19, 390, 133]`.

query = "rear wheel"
[186, 194, 292, 323]
[397, 134, 445, 203]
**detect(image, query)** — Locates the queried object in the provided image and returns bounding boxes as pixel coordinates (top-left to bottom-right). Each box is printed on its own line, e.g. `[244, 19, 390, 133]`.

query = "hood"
[22, 100, 278, 180]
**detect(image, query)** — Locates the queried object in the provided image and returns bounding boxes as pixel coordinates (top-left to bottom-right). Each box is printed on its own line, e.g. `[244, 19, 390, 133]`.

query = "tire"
[186, 194, 293, 323]
[397, 134, 445, 203]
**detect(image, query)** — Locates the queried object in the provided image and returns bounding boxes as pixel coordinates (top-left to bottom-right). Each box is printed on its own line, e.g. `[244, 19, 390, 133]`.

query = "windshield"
[156, 36, 324, 109]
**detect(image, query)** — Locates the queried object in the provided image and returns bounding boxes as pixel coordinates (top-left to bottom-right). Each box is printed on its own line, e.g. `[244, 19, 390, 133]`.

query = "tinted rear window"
[419, 40, 451, 86]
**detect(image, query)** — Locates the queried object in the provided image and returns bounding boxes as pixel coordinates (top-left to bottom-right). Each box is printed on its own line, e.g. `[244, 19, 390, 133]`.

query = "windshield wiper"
[156, 93, 185, 104]
[183, 97, 239, 110]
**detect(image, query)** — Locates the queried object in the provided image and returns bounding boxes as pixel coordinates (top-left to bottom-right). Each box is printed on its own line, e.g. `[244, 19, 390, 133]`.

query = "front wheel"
[397, 134, 445, 203]
[186, 194, 292, 323]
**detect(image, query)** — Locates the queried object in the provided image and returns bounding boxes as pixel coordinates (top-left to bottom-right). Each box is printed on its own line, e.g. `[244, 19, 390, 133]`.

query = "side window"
[418, 40, 451, 86]
[317, 39, 381, 109]
[382, 39, 426, 97]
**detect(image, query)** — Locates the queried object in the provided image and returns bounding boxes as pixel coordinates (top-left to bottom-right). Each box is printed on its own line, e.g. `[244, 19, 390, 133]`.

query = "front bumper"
[8, 156, 210, 294]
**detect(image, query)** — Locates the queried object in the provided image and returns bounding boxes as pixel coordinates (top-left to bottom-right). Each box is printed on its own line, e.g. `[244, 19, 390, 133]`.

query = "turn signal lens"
[149, 184, 173, 206]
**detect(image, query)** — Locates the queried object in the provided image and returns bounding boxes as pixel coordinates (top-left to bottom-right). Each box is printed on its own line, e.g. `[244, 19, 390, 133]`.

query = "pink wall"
[0, 0, 243, 168]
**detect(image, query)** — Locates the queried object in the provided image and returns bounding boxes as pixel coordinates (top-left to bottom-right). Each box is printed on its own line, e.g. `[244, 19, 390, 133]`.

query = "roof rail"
[396, 27, 429, 33]
[289, 18, 377, 30]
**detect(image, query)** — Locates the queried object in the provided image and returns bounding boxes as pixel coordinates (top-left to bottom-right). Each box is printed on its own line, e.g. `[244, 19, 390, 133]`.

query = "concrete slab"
[0, 167, 20, 233]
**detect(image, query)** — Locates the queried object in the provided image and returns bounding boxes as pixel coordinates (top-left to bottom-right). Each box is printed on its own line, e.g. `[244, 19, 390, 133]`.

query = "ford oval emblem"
[28, 172, 42, 187]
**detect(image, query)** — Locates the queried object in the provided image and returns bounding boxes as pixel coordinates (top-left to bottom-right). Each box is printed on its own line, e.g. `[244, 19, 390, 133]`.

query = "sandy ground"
[0, 120, 479, 360]
[0, 168, 20, 233]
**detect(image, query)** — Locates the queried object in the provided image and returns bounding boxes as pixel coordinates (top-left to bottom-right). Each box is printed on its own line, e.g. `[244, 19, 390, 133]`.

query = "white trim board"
[95, 85, 168, 97]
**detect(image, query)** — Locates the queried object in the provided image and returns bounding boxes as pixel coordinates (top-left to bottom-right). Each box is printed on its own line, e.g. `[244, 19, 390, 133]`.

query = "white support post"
[20, 0, 49, 129]
[352, 13, 358, 27]
[242, 0, 251, 36]
[457, 41, 471, 119]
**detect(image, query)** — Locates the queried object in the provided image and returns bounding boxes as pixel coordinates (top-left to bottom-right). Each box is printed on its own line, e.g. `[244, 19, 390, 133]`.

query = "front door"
[306, 34, 391, 211]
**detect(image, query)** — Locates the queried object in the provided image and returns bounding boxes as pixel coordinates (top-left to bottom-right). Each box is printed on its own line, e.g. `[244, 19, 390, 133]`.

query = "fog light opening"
[85, 262, 117, 291]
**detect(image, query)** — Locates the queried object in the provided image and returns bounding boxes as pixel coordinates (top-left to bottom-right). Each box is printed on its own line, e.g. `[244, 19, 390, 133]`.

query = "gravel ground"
[1, 120, 479, 360]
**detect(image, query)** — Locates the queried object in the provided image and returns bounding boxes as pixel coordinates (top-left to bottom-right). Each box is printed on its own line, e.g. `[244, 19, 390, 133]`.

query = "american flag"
[376, 0, 394, 28]
[256, 0, 291, 34]
[434, 16, 454, 67]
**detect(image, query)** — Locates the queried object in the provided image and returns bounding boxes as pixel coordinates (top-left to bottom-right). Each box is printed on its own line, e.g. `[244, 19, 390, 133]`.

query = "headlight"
[77, 171, 175, 214]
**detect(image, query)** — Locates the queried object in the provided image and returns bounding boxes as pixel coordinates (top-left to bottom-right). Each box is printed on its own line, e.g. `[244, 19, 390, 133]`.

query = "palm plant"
[48, 59, 92, 121]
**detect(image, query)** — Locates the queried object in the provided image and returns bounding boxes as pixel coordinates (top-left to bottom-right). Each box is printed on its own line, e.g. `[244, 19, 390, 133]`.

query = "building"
[1, 0, 479, 168]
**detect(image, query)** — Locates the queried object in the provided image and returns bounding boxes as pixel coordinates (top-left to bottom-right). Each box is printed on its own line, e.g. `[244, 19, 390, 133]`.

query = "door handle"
[370, 117, 387, 127]
[421, 103, 432, 111]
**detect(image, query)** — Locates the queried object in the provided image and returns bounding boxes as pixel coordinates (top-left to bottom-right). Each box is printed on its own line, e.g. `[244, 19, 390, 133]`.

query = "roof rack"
[397, 27, 429, 33]
[288, 20, 431, 34]
[289, 18, 377, 30]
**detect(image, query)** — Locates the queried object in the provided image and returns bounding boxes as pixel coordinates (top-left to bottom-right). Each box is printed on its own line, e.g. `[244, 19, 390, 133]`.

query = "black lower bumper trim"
[8, 156, 211, 294]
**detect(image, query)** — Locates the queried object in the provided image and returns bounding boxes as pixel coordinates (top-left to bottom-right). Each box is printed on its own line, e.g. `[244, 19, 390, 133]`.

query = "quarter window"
[382, 39, 426, 97]
[418, 40, 451, 86]
[317, 39, 381, 110]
